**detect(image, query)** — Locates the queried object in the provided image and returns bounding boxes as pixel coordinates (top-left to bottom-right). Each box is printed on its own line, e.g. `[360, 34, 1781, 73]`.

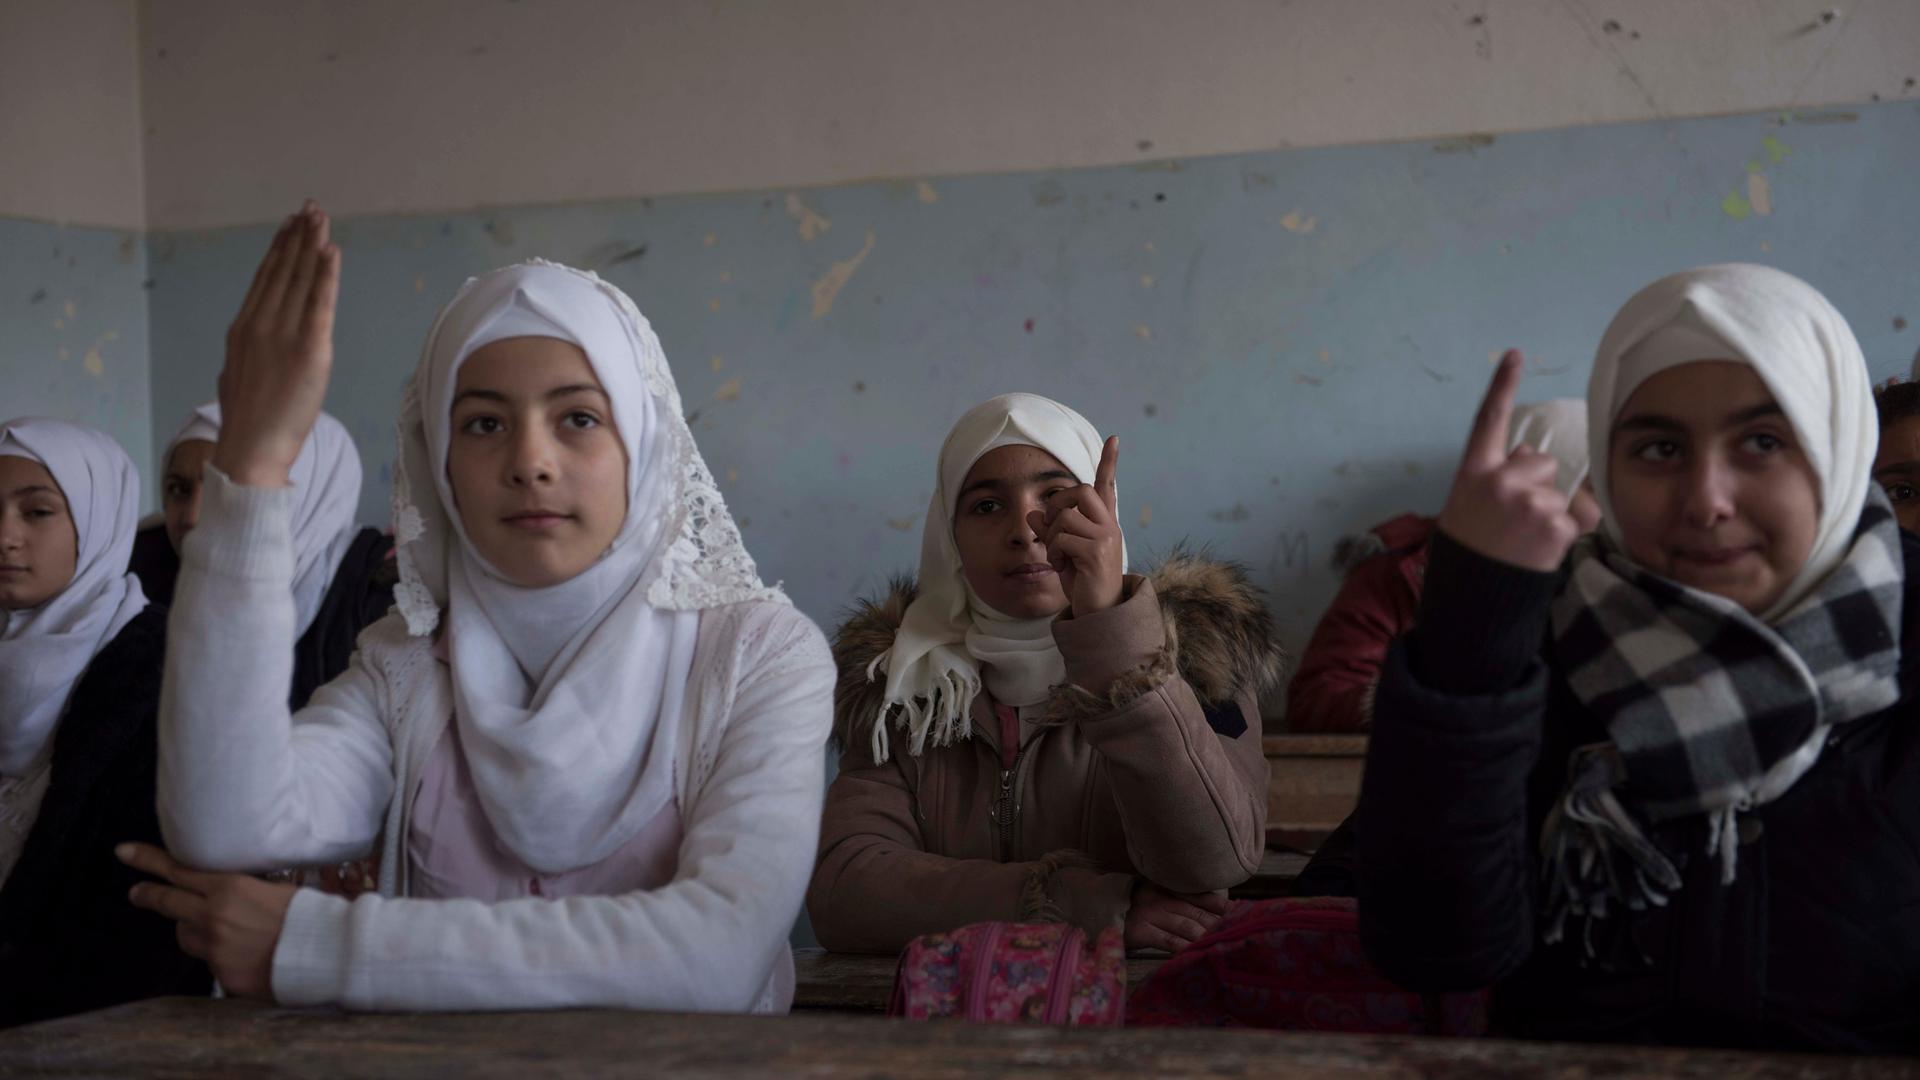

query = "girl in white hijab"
[131, 204, 833, 1013]
[0, 418, 211, 1025]
[1354, 265, 1918, 1050]
[810, 393, 1281, 957]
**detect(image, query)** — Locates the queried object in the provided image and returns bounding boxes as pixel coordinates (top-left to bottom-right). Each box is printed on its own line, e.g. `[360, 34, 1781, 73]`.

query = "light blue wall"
[1, 217, 152, 491]
[143, 102, 1920, 669]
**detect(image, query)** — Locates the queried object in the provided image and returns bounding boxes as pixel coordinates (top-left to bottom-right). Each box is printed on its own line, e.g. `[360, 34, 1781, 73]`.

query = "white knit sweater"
[157, 469, 834, 1012]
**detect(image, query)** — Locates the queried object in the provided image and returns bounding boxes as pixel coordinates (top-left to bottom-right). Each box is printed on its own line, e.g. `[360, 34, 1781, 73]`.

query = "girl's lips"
[1005, 564, 1057, 583]
[502, 513, 572, 531]
[1674, 547, 1757, 566]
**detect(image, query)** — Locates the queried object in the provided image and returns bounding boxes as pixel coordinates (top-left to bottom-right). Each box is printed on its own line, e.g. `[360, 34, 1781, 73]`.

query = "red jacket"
[1284, 514, 1433, 733]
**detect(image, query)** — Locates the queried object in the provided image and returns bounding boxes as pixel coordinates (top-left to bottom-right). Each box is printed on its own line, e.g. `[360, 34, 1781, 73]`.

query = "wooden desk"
[2, 998, 1909, 1079]
[1264, 734, 1366, 850]
[792, 949, 1168, 1012]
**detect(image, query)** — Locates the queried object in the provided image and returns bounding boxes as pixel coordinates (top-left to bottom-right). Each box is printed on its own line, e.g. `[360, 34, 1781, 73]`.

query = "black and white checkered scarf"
[1541, 491, 1904, 952]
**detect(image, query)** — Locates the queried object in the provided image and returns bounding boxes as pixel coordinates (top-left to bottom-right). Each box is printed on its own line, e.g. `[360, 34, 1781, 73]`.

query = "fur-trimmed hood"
[831, 547, 1286, 751]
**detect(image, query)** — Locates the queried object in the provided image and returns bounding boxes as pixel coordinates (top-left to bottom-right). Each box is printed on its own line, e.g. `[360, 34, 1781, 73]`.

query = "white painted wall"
[0, 0, 145, 228]
[136, 0, 1918, 229]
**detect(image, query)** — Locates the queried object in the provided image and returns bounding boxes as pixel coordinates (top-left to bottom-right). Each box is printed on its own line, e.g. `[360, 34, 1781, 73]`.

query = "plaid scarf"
[1541, 491, 1904, 953]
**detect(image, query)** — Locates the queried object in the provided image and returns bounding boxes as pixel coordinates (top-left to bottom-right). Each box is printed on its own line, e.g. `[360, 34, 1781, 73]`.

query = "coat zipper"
[990, 704, 1026, 860]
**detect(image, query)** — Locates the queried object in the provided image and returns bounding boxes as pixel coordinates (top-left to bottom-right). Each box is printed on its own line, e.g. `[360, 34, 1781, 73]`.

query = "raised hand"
[1436, 350, 1584, 573]
[1027, 436, 1124, 616]
[1124, 880, 1231, 954]
[211, 200, 342, 488]
[119, 842, 296, 1000]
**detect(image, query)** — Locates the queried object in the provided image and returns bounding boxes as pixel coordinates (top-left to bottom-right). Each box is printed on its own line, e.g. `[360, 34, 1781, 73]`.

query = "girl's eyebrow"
[453, 385, 608, 406]
[6, 484, 59, 499]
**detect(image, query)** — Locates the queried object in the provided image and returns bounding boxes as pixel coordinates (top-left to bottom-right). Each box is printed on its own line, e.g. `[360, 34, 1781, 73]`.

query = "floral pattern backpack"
[888, 921, 1127, 1025]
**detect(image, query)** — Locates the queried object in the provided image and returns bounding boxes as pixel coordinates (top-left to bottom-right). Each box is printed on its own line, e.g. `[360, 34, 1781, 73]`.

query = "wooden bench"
[792, 948, 1170, 1012]
[1264, 734, 1366, 851]
[2, 997, 1906, 1078]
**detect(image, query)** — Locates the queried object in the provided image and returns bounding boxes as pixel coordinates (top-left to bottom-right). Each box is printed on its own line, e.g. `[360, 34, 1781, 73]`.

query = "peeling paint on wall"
[1278, 209, 1318, 233]
[915, 181, 940, 204]
[811, 230, 876, 319]
[786, 194, 831, 242]
[1747, 172, 1772, 217]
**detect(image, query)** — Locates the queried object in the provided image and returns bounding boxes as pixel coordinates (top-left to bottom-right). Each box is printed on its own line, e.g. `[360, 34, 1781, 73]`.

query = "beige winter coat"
[808, 552, 1282, 953]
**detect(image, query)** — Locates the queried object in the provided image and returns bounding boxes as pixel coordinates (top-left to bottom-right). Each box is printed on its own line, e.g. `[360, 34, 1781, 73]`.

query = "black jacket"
[129, 524, 394, 709]
[0, 605, 212, 1028]
[1353, 529, 1920, 1053]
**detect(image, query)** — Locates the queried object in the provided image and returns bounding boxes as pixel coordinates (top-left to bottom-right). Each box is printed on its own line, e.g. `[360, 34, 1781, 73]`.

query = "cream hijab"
[167, 403, 362, 636]
[0, 419, 147, 776]
[869, 393, 1122, 764]
[391, 260, 781, 874]
[1587, 263, 1876, 622]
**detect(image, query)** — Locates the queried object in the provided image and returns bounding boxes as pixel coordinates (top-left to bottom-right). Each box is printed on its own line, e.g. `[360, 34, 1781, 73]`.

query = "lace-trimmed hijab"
[389, 260, 783, 873]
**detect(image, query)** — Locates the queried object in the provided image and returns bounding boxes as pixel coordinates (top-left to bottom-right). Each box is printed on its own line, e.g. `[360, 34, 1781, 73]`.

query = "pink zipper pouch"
[888, 922, 1126, 1025]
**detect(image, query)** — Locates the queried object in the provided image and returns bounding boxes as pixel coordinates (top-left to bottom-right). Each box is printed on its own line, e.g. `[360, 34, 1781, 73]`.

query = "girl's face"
[1873, 413, 1920, 535]
[445, 337, 629, 588]
[163, 438, 215, 554]
[951, 444, 1073, 619]
[1608, 360, 1820, 615]
[0, 455, 79, 611]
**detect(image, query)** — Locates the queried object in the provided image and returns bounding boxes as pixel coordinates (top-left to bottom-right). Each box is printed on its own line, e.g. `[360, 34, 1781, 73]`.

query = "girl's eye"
[1887, 482, 1917, 504]
[1633, 440, 1680, 462]
[460, 415, 504, 436]
[563, 411, 601, 431]
[24, 506, 57, 520]
[969, 498, 1001, 516]
[1744, 432, 1786, 454]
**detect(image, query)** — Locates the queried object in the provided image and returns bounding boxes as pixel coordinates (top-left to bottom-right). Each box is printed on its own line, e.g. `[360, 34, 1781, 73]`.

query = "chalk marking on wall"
[1278, 210, 1319, 233]
[786, 194, 831, 242]
[812, 231, 876, 320]
[713, 376, 743, 402]
[916, 181, 940, 204]
[1747, 172, 1773, 217]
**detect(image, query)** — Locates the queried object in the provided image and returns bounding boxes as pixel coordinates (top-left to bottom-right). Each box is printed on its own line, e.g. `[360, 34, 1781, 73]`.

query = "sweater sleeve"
[157, 466, 396, 872]
[1355, 532, 1557, 992]
[1049, 578, 1268, 893]
[270, 605, 837, 1013]
[806, 737, 1134, 953]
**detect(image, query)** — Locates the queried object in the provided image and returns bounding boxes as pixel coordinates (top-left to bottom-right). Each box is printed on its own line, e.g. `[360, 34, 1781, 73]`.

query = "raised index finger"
[1094, 436, 1119, 516]
[1463, 350, 1526, 471]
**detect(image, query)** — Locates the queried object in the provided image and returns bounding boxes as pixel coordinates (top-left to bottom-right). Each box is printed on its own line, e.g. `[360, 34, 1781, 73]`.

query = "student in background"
[809, 393, 1281, 955]
[1357, 265, 1920, 1051]
[1872, 379, 1920, 534]
[1285, 401, 1598, 734]
[0, 418, 209, 1027]
[130, 404, 392, 709]
[124, 206, 834, 1013]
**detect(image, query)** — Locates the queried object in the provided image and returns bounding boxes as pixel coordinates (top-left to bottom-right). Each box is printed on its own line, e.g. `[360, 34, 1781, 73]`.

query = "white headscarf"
[391, 259, 782, 874]
[1588, 263, 1875, 622]
[1509, 399, 1589, 497]
[0, 419, 148, 776]
[167, 403, 363, 636]
[869, 393, 1123, 764]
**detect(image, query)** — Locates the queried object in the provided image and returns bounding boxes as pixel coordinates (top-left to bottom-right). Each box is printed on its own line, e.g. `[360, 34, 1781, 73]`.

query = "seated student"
[0, 418, 209, 1027]
[1872, 379, 1920, 534]
[1286, 401, 1598, 733]
[131, 404, 392, 709]
[122, 205, 834, 1012]
[1356, 264, 1920, 1051]
[808, 394, 1280, 955]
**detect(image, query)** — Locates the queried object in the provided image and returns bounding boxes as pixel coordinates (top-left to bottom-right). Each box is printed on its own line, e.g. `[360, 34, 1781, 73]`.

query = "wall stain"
[812, 231, 876, 319]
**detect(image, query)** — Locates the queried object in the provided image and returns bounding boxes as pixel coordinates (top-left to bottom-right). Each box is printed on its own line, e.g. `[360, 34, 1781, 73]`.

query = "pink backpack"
[888, 922, 1127, 1025]
[1127, 896, 1489, 1034]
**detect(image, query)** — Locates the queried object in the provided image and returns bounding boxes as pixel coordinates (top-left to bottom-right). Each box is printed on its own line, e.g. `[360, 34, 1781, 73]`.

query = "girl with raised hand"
[0, 418, 209, 1026]
[132, 403, 391, 707]
[124, 203, 834, 1013]
[1357, 265, 1920, 1050]
[810, 394, 1280, 955]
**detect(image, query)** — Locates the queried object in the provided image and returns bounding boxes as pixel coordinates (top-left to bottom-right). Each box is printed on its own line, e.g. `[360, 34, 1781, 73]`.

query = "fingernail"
[115, 843, 134, 861]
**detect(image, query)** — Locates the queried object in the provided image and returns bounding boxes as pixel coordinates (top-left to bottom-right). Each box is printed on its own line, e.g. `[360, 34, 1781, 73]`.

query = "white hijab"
[1509, 399, 1589, 497]
[392, 259, 782, 874]
[168, 403, 363, 636]
[1588, 263, 1875, 622]
[869, 393, 1123, 764]
[0, 418, 148, 777]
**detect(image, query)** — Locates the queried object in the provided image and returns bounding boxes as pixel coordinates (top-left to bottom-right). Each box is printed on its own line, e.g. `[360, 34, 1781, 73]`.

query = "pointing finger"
[1463, 350, 1526, 472]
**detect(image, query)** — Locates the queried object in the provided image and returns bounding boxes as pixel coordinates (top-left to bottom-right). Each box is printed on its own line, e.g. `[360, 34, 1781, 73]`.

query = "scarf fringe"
[866, 649, 979, 765]
[1542, 747, 1681, 956]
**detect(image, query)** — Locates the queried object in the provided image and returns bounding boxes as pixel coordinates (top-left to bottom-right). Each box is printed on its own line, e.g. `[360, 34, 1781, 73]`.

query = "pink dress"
[407, 719, 684, 901]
